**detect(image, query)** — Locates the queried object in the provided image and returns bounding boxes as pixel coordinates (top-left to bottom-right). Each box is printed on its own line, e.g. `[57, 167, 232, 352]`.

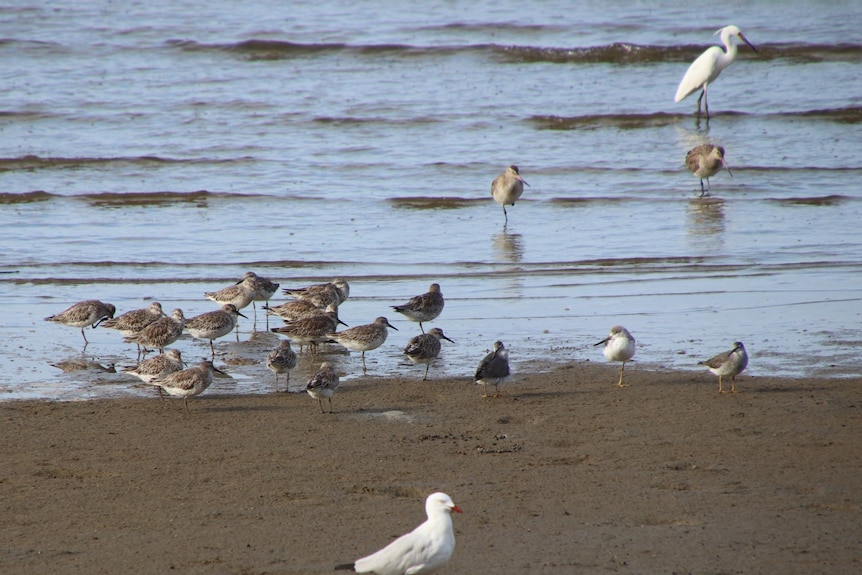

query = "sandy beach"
[1, 362, 860, 574]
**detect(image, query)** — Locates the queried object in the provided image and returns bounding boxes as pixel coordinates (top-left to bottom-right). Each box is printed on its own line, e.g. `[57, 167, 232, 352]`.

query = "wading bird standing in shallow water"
[336, 492, 462, 575]
[391, 283, 444, 334]
[474, 340, 511, 397]
[674, 25, 758, 122]
[699, 341, 748, 393]
[686, 144, 732, 196]
[403, 327, 454, 381]
[491, 164, 529, 224]
[595, 325, 636, 387]
[44, 300, 116, 344]
[327, 316, 398, 373]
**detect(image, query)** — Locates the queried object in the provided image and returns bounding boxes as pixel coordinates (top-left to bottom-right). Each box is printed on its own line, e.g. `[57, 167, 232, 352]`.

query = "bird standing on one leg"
[594, 325, 636, 387]
[491, 165, 529, 225]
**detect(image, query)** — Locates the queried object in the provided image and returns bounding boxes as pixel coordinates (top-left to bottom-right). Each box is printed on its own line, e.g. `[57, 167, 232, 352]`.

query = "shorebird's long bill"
[594, 337, 610, 347]
[518, 175, 531, 187]
[721, 158, 734, 177]
[739, 33, 757, 53]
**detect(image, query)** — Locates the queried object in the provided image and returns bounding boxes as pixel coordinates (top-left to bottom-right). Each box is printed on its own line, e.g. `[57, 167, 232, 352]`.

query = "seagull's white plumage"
[339, 492, 462, 575]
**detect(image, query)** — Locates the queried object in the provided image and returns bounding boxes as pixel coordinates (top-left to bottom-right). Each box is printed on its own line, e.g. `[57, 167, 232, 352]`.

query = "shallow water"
[2, 1, 861, 400]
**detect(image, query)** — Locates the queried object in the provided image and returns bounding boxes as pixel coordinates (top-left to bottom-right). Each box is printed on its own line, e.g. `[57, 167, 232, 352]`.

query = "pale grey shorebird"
[185, 303, 247, 358]
[335, 492, 462, 575]
[594, 325, 636, 387]
[239, 271, 279, 324]
[266, 339, 297, 391]
[283, 278, 350, 309]
[686, 144, 733, 196]
[474, 341, 511, 397]
[205, 274, 256, 315]
[491, 164, 530, 224]
[126, 308, 185, 354]
[270, 306, 346, 354]
[44, 299, 116, 344]
[151, 360, 224, 413]
[100, 301, 165, 350]
[327, 316, 398, 373]
[391, 283, 444, 334]
[306, 361, 340, 413]
[675, 25, 758, 122]
[699, 341, 748, 394]
[123, 349, 185, 384]
[403, 327, 454, 381]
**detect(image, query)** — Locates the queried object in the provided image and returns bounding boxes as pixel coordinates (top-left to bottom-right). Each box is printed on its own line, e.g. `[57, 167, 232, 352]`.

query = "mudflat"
[1, 363, 860, 574]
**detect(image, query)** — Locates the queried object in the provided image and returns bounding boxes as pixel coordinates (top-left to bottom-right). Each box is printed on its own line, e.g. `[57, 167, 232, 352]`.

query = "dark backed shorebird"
[266, 339, 297, 391]
[474, 340, 511, 397]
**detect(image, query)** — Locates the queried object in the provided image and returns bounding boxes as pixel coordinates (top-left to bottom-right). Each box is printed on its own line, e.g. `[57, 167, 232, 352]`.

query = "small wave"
[0, 154, 254, 173]
[312, 115, 440, 127]
[0, 190, 56, 204]
[532, 106, 862, 130]
[496, 42, 862, 64]
[532, 112, 685, 130]
[388, 196, 484, 210]
[767, 195, 854, 207]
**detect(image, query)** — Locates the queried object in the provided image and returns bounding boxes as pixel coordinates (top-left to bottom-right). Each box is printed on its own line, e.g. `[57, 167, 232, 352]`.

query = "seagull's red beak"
[451, 505, 463, 514]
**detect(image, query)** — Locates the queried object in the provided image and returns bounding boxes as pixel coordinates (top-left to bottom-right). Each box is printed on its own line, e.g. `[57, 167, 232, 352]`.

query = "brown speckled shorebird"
[699, 341, 748, 393]
[327, 316, 398, 373]
[185, 303, 247, 358]
[282, 278, 350, 309]
[271, 306, 346, 354]
[391, 283, 444, 334]
[491, 165, 529, 224]
[101, 302, 165, 350]
[263, 298, 329, 322]
[124, 349, 185, 384]
[403, 327, 454, 381]
[44, 299, 116, 344]
[306, 361, 340, 413]
[474, 341, 511, 397]
[266, 339, 297, 391]
[126, 308, 185, 354]
[686, 144, 732, 196]
[151, 360, 224, 413]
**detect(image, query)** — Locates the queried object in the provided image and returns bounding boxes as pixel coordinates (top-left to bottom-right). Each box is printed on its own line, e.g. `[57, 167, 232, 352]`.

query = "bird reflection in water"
[492, 229, 524, 264]
[686, 196, 726, 248]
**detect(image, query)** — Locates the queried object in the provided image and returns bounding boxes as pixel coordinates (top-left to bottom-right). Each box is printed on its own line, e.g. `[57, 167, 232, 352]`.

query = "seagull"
[474, 341, 510, 397]
[675, 25, 758, 121]
[336, 492, 462, 575]
[594, 325, 636, 387]
[699, 341, 748, 393]
[491, 165, 529, 224]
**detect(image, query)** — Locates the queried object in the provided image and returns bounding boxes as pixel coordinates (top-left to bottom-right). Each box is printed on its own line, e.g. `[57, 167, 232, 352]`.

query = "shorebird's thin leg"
[718, 375, 724, 394]
[617, 362, 627, 387]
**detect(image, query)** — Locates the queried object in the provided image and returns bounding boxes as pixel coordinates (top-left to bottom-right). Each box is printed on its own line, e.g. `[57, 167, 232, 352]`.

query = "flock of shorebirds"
[44, 268, 748, 413]
[42, 26, 755, 415]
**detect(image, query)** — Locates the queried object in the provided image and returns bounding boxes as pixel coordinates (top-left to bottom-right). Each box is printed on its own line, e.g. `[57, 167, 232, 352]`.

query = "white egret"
[675, 25, 758, 121]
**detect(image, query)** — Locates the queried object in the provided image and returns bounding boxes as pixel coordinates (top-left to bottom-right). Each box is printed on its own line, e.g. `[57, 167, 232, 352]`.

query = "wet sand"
[1, 362, 860, 574]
